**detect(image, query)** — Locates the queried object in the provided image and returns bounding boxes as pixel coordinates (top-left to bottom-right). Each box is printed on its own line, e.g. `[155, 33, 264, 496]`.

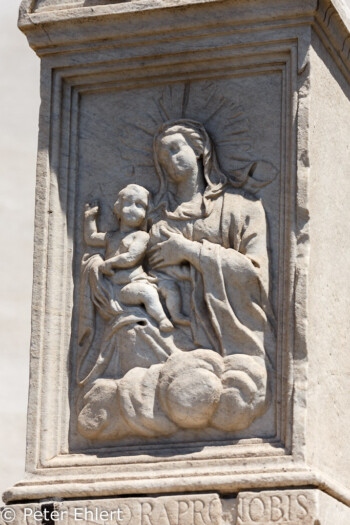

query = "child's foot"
[172, 314, 191, 327]
[159, 318, 174, 332]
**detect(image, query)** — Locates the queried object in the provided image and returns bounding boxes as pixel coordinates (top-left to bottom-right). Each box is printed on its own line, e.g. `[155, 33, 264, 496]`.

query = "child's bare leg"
[120, 283, 173, 332]
[159, 281, 190, 326]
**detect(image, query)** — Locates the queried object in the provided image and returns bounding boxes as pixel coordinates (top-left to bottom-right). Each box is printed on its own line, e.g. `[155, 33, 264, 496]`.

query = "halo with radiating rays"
[116, 81, 253, 186]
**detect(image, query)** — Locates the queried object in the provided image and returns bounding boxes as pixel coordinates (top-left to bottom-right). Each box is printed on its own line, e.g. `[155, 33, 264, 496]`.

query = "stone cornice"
[315, 0, 350, 72]
[19, 0, 318, 34]
[18, 0, 350, 75]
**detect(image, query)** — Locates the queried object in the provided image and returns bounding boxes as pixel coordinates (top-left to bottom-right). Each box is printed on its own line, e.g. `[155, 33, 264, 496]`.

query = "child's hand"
[99, 260, 114, 277]
[84, 202, 99, 218]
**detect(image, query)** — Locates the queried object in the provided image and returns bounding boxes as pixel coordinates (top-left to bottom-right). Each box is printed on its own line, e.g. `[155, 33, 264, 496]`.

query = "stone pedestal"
[2, 0, 350, 523]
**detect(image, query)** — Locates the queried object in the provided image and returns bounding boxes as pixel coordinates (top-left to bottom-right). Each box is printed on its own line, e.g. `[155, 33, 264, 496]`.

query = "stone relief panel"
[70, 77, 282, 450]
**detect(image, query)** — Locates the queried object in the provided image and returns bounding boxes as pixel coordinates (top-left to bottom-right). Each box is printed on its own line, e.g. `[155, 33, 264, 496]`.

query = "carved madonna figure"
[76, 118, 277, 441]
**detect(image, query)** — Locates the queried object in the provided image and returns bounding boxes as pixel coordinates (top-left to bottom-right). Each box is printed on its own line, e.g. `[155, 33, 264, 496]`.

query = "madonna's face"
[157, 132, 199, 183]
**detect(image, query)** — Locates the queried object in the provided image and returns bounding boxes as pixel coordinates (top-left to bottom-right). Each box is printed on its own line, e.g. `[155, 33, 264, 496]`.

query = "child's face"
[120, 189, 147, 228]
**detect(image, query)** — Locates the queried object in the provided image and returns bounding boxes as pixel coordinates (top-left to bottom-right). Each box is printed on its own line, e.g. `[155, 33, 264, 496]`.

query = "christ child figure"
[84, 183, 174, 332]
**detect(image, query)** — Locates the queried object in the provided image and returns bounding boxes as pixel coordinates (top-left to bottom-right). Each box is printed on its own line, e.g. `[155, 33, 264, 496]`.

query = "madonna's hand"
[148, 227, 200, 269]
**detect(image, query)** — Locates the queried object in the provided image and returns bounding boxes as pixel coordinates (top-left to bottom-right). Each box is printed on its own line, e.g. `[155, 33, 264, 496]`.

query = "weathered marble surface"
[4, 0, 350, 518]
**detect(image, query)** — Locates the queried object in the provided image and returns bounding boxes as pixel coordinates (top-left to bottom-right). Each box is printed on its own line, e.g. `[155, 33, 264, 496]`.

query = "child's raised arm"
[84, 203, 107, 247]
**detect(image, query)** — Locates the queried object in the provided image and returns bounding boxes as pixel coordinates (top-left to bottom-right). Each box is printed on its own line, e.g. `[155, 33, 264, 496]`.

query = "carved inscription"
[0, 492, 322, 525]
[51, 495, 221, 525]
[1, 495, 222, 525]
[237, 491, 316, 525]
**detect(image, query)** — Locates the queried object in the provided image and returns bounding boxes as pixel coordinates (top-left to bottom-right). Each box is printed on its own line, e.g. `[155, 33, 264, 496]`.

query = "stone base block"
[1, 489, 350, 525]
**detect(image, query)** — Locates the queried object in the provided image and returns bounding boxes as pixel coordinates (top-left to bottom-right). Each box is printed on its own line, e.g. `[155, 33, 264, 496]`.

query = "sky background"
[1, 0, 350, 504]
